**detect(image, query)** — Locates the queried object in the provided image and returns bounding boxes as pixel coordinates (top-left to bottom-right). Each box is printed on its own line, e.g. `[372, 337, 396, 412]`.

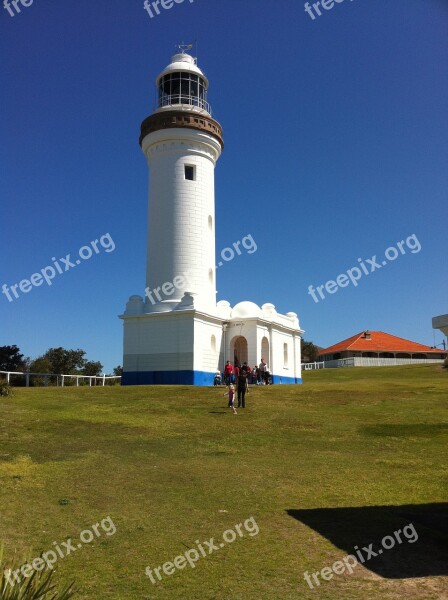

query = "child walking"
[225, 384, 237, 414]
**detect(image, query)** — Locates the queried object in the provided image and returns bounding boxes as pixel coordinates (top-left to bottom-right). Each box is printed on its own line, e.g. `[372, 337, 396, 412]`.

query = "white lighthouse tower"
[141, 51, 222, 314]
[120, 49, 304, 385]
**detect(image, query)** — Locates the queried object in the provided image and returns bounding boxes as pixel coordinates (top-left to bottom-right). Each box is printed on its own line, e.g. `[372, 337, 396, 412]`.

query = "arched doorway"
[232, 336, 248, 366]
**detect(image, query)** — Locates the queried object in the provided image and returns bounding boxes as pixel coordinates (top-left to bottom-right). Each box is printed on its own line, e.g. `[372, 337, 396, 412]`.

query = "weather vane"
[176, 42, 193, 54]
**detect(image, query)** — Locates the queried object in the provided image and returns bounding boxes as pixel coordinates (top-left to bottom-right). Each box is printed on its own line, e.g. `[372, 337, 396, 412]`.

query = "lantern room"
[156, 52, 211, 114]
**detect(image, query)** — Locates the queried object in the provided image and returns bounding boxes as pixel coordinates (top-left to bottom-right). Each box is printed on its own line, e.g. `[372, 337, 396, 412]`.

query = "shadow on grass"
[209, 405, 230, 414]
[361, 423, 448, 437]
[287, 503, 448, 578]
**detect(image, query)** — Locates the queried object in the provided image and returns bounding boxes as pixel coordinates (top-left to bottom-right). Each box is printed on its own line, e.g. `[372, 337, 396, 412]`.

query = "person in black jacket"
[237, 369, 248, 408]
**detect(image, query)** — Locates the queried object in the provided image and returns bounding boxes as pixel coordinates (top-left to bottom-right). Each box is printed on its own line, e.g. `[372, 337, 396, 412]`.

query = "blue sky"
[1, 0, 447, 371]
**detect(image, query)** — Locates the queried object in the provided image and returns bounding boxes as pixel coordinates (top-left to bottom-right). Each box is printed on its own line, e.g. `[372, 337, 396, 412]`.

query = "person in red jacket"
[224, 361, 233, 386]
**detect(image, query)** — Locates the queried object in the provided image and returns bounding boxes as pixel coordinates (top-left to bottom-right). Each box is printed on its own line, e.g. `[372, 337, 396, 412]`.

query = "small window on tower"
[185, 165, 195, 181]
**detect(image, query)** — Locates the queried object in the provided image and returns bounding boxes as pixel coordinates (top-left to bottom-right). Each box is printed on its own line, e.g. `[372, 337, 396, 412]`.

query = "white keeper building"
[120, 50, 303, 385]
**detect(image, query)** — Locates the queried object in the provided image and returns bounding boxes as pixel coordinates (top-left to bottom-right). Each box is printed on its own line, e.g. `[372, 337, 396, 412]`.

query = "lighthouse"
[140, 51, 223, 313]
[120, 49, 304, 386]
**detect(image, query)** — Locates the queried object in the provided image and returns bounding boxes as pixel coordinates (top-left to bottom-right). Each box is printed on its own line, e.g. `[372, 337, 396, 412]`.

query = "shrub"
[0, 382, 13, 397]
[0, 545, 77, 599]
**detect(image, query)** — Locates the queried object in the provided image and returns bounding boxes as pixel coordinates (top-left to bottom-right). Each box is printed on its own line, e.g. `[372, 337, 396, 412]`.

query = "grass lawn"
[0, 365, 447, 599]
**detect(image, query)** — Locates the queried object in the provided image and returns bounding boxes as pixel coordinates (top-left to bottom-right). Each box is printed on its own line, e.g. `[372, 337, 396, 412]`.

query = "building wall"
[270, 328, 302, 383]
[223, 321, 302, 383]
[122, 311, 227, 385]
[122, 311, 303, 385]
[321, 350, 446, 361]
[228, 322, 258, 367]
[122, 312, 195, 373]
[193, 316, 223, 374]
[323, 357, 445, 368]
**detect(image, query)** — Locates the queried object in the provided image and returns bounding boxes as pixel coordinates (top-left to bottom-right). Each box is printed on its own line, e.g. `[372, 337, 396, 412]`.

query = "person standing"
[224, 384, 237, 414]
[224, 361, 233, 386]
[251, 366, 257, 385]
[265, 367, 271, 385]
[259, 358, 267, 385]
[237, 369, 248, 408]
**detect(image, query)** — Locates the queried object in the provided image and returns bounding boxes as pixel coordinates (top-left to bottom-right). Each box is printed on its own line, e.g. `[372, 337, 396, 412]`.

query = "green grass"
[0, 365, 447, 599]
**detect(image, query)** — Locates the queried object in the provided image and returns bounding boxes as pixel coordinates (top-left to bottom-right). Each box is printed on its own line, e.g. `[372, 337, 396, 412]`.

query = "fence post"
[6, 372, 10, 384]
[61, 375, 65, 387]
[102, 374, 106, 387]
[25, 373, 30, 387]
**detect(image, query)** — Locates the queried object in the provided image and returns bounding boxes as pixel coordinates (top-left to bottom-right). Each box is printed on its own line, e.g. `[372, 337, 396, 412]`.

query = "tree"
[29, 357, 53, 374]
[82, 361, 103, 376]
[0, 345, 26, 372]
[42, 347, 86, 374]
[28, 357, 54, 386]
[301, 340, 320, 363]
[113, 365, 123, 376]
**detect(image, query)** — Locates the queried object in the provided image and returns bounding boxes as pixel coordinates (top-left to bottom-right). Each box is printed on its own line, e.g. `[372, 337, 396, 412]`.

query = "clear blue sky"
[1, 0, 447, 372]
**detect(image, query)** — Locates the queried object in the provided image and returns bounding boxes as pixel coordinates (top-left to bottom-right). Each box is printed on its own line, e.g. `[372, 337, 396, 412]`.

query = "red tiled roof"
[318, 331, 447, 356]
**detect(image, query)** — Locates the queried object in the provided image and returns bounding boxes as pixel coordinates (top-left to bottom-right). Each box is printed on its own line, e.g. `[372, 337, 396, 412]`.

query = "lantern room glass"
[158, 72, 210, 113]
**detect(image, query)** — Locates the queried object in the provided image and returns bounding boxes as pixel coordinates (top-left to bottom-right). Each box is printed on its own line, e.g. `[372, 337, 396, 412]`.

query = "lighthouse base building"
[121, 298, 303, 385]
[120, 50, 303, 385]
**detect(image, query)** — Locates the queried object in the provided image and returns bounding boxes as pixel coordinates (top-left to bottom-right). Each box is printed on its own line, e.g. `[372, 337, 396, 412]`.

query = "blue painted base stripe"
[122, 370, 215, 386]
[272, 375, 303, 384]
[122, 371, 303, 386]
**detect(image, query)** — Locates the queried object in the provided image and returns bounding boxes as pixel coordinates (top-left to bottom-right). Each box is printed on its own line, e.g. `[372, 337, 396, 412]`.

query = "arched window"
[261, 336, 269, 365]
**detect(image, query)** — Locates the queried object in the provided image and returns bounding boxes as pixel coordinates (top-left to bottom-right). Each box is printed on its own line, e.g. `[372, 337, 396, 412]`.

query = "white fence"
[0, 371, 121, 387]
[301, 362, 325, 370]
[319, 357, 445, 369]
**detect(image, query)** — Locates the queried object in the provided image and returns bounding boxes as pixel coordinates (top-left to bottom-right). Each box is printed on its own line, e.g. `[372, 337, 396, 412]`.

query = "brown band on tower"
[140, 111, 224, 148]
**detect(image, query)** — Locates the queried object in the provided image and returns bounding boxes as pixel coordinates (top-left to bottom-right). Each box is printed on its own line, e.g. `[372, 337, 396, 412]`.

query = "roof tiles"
[318, 331, 446, 355]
